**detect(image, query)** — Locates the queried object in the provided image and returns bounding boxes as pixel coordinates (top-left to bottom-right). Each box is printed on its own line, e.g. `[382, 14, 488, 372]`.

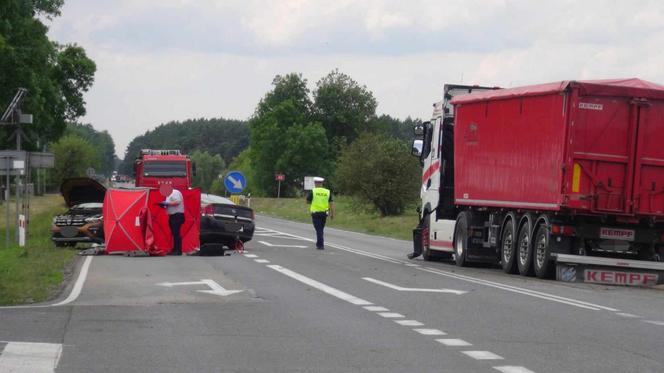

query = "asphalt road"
[1, 214, 663, 372]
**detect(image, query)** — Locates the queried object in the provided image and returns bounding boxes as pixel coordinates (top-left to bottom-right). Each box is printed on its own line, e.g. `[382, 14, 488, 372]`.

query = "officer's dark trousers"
[311, 212, 327, 248]
[169, 213, 185, 253]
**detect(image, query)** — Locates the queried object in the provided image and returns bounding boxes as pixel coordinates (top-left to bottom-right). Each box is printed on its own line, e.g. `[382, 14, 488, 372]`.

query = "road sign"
[224, 171, 246, 193]
[275, 174, 285, 181]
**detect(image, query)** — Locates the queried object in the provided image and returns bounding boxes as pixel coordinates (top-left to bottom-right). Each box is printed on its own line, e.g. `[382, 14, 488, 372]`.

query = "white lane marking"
[643, 320, 664, 326]
[258, 226, 619, 313]
[198, 279, 244, 297]
[52, 255, 93, 306]
[258, 241, 307, 248]
[413, 329, 446, 336]
[462, 351, 504, 360]
[616, 312, 640, 318]
[257, 227, 402, 263]
[363, 306, 389, 312]
[363, 277, 466, 295]
[255, 259, 270, 263]
[156, 279, 243, 296]
[405, 264, 421, 267]
[243, 254, 258, 258]
[267, 265, 372, 306]
[419, 267, 617, 311]
[436, 339, 472, 347]
[494, 366, 536, 373]
[0, 256, 93, 309]
[0, 342, 62, 373]
[377, 312, 405, 318]
[395, 320, 424, 326]
[327, 242, 402, 264]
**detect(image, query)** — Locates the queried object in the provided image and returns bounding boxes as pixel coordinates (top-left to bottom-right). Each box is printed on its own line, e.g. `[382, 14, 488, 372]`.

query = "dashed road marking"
[258, 259, 536, 372]
[413, 328, 446, 336]
[254, 259, 270, 263]
[243, 254, 258, 258]
[363, 306, 389, 312]
[643, 320, 664, 326]
[395, 320, 424, 326]
[377, 312, 405, 318]
[0, 342, 62, 373]
[494, 366, 537, 373]
[462, 351, 504, 360]
[266, 265, 372, 306]
[436, 339, 473, 347]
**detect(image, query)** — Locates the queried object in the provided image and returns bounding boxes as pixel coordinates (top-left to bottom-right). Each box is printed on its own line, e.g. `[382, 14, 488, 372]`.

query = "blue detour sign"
[224, 171, 246, 193]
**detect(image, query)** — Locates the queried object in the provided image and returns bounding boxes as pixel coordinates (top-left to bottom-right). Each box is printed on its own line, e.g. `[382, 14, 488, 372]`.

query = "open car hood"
[60, 177, 107, 207]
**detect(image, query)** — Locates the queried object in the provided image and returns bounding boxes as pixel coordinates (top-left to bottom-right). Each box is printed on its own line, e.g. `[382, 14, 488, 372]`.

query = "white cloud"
[46, 0, 664, 157]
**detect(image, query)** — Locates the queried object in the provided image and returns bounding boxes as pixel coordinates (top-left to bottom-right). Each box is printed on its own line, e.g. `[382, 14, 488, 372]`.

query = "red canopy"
[451, 78, 664, 104]
[104, 188, 200, 255]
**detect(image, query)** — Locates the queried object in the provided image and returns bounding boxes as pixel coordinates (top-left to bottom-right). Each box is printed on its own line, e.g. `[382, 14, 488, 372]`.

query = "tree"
[120, 117, 248, 175]
[335, 133, 420, 216]
[313, 69, 377, 156]
[190, 150, 225, 192]
[249, 73, 328, 196]
[368, 115, 421, 143]
[0, 1, 96, 149]
[65, 123, 116, 177]
[51, 134, 98, 184]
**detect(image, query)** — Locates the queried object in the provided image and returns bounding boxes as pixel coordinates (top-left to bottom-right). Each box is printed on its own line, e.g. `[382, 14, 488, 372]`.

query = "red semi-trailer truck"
[412, 79, 664, 281]
[134, 149, 194, 189]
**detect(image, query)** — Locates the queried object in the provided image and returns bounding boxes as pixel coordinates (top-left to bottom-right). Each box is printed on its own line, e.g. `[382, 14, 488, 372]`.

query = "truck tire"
[516, 220, 534, 276]
[422, 217, 434, 261]
[501, 219, 518, 274]
[533, 225, 554, 279]
[454, 211, 470, 267]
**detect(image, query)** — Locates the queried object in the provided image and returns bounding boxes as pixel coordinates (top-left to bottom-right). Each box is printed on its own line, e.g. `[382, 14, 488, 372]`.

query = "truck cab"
[411, 85, 499, 260]
[134, 149, 194, 190]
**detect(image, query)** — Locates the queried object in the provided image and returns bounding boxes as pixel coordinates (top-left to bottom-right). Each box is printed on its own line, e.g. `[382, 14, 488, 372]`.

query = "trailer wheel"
[533, 225, 554, 279]
[501, 220, 518, 274]
[516, 221, 533, 276]
[453, 212, 470, 267]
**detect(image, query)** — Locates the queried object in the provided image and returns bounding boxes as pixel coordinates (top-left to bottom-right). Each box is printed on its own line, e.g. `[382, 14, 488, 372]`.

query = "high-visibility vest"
[310, 187, 331, 213]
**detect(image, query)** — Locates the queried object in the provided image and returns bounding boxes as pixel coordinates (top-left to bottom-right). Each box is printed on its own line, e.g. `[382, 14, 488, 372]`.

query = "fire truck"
[411, 79, 664, 286]
[134, 149, 194, 189]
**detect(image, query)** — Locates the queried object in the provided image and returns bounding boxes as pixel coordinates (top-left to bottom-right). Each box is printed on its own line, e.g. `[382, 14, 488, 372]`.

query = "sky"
[47, 0, 664, 159]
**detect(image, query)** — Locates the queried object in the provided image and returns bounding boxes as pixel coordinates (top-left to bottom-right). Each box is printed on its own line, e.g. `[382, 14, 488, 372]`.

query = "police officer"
[160, 188, 185, 255]
[306, 177, 335, 250]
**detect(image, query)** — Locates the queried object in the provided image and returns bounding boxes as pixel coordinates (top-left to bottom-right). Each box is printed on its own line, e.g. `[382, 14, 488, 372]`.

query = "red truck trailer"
[411, 79, 664, 283]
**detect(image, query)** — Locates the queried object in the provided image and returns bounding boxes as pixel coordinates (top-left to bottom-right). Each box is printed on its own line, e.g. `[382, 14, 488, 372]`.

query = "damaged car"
[51, 177, 106, 247]
[200, 193, 255, 254]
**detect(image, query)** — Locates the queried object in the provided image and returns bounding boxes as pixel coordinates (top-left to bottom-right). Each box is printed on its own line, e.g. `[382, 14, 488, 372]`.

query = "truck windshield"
[143, 161, 187, 177]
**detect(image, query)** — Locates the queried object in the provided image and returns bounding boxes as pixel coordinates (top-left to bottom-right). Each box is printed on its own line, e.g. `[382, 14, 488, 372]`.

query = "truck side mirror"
[411, 139, 423, 157]
[192, 162, 197, 177]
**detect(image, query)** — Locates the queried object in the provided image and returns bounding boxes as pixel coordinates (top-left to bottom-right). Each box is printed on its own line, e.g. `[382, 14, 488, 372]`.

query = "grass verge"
[250, 196, 418, 241]
[0, 194, 77, 305]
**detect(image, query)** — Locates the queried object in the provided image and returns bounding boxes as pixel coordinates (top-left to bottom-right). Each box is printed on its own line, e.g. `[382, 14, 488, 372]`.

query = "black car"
[199, 193, 255, 253]
[51, 177, 106, 247]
